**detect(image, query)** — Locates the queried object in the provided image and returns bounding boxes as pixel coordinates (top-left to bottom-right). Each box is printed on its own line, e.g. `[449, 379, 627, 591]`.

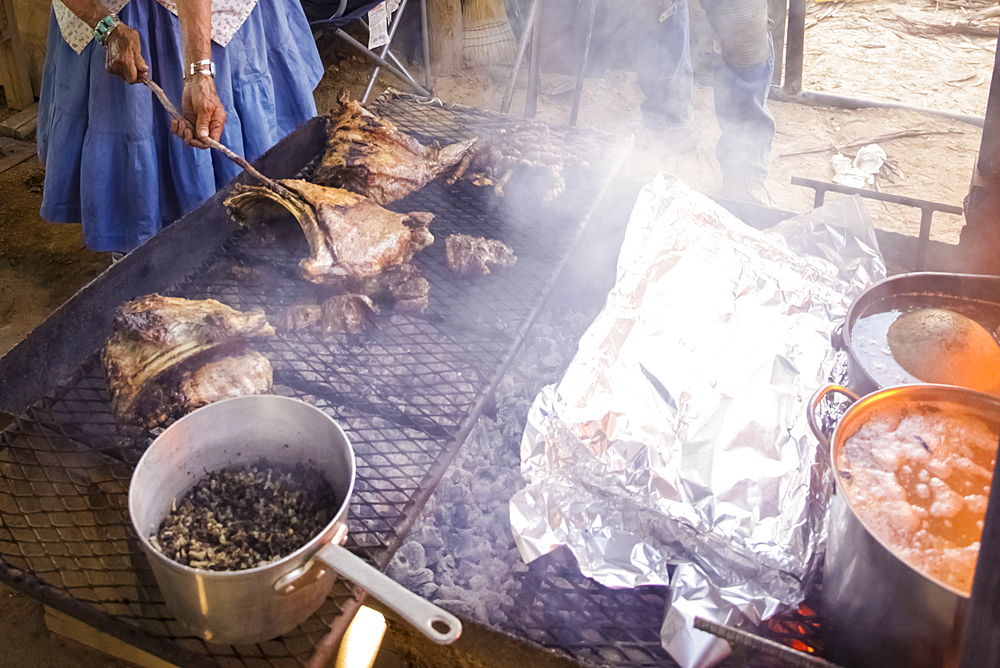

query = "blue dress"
[37, 0, 324, 252]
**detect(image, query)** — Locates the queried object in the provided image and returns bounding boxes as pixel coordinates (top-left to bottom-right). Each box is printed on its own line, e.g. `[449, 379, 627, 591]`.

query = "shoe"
[714, 179, 770, 207]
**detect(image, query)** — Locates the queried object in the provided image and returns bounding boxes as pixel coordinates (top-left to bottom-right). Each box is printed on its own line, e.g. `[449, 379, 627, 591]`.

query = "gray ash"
[151, 460, 338, 571]
[388, 307, 598, 627]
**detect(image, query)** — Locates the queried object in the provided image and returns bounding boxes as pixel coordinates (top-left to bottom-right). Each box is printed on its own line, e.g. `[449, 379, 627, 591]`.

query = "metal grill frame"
[0, 94, 633, 668]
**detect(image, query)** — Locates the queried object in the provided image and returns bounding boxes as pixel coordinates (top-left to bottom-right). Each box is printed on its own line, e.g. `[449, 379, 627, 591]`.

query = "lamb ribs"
[103, 295, 275, 428]
[220, 95, 529, 335]
[313, 92, 475, 205]
[225, 179, 434, 286]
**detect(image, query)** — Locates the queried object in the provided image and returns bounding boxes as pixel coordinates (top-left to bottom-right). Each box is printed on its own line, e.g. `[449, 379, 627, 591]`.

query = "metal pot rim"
[840, 271, 1000, 393]
[127, 394, 357, 579]
[828, 382, 1000, 599]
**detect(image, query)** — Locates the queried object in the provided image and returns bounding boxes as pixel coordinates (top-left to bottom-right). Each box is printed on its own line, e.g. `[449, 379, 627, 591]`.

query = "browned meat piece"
[445, 234, 517, 278]
[321, 295, 378, 334]
[378, 264, 430, 312]
[322, 263, 430, 313]
[312, 92, 476, 205]
[448, 124, 589, 202]
[131, 348, 273, 429]
[277, 304, 323, 332]
[225, 179, 434, 285]
[103, 295, 275, 427]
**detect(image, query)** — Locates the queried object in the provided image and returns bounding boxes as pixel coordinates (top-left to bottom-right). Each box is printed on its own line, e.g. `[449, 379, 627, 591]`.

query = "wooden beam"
[961, 24, 1000, 273]
[45, 607, 182, 668]
[427, 0, 462, 76]
[0, 100, 37, 139]
[0, 135, 34, 173]
[0, 0, 33, 109]
[975, 25, 1000, 181]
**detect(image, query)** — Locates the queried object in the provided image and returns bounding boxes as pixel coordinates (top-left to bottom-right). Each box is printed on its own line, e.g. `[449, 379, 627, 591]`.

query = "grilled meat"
[131, 347, 273, 429]
[377, 264, 430, 312]
[321, 263, 430, 313]
[447, 124, 587, 202]
[277, 304, 324, 333]
[445, 234, 517, 278]
[313, 92, 476, 205]
[224, 179, 434, 285]
[322, 295, 378, 334]
[103, 295, 275, 427]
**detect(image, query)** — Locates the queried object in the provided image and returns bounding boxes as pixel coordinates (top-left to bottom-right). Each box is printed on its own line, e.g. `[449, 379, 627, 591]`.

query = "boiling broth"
[851, 295, 1000, 390]
[837, 401, 1000, 595]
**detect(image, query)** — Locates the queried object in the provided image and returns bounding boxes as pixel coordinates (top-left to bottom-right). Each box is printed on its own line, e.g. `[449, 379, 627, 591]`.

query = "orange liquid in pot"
[836, 402, 1000, 596]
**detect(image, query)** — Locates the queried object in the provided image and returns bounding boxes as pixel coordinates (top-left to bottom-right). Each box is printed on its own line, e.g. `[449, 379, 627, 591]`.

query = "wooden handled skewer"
[142, 78, 299, 200]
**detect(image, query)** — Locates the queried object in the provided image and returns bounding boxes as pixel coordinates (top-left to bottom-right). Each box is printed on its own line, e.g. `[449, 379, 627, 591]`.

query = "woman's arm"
[172, 0, 226, 149]
[60, 0, 148, 83]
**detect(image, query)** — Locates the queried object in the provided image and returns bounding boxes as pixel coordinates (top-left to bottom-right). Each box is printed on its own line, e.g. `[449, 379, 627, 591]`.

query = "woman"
[37, 0, 324, 253]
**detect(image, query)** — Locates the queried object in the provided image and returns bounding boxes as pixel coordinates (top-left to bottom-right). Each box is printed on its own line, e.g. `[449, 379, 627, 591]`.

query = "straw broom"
[462, 0, 517, 67]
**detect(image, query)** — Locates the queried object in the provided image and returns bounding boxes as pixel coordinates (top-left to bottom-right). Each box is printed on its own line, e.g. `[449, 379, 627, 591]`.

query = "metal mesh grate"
[494, 548, 825, 668]
[0, 95, 630, 666]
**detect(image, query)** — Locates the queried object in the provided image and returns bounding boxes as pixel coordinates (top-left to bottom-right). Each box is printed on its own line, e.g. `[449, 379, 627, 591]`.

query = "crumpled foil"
[510, 175, 886, 667]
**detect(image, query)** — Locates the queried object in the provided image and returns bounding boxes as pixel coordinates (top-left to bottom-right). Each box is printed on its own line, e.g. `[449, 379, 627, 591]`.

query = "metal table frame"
[0, 95, 631, 668]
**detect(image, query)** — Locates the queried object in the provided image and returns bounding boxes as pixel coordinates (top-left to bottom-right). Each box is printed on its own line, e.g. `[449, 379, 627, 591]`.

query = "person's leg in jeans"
[701, 0, 775, 194]
[636, 0, 695, 141]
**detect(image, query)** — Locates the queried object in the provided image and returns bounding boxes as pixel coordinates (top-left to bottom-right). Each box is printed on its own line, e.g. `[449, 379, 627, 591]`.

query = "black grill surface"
[0, 94, 632, 667]
[0, 94, 824, 668]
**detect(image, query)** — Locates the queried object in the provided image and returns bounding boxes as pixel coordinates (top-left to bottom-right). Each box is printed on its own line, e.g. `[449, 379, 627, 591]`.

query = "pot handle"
[808, 384, 860, 450]
[831, 322, 845, 350]
[313, 542, 462, 645]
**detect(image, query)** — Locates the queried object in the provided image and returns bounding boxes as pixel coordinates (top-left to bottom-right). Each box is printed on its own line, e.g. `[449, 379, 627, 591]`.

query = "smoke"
[387, 306, 598, 627]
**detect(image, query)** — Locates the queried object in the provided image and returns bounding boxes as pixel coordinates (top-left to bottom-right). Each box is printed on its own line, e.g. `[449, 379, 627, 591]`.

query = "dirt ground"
[0, 0, 995, 665]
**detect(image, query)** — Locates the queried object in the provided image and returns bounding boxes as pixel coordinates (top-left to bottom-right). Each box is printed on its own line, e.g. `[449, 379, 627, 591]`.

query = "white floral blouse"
[52, 0, 258, 54]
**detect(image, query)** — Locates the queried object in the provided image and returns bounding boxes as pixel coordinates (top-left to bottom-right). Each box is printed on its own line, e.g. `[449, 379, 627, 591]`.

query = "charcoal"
[393, 307, 598, 628]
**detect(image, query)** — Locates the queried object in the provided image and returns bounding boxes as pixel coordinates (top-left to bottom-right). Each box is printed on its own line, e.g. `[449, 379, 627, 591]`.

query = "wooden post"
[427, 0, 462, 77]
[961, 24, 1000, 275]
[0, 0, 34, 110]
[958, 433, 1000, 668]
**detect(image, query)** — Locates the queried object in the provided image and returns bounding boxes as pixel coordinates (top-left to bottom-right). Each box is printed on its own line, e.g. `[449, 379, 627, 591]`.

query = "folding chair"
[500, 0, 599, 126]
[304, 0, 432, 102]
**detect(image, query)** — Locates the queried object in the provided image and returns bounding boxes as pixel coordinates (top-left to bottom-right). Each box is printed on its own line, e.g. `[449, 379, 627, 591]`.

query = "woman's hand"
[104, 24, 148, 84]
[170, 74, 226, 149]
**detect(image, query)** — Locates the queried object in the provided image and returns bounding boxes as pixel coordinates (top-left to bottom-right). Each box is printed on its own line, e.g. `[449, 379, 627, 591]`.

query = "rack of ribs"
[224, 179, 434, 285]
[102, 295, 275, 428]
[312, 92, 476, 205]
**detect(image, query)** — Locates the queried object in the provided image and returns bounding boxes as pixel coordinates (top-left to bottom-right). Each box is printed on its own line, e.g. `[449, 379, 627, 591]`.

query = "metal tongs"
[142, 78, 301, 202]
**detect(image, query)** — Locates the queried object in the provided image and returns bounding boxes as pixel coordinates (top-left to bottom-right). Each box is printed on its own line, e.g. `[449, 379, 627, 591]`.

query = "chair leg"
[420, 0, 431, 89]
[569, 0, 599, 126]
[524, 2, 542, 117]
[331, 28, 431, 98]
[500, 0, 543, 114]
[362, 0, 415, 103]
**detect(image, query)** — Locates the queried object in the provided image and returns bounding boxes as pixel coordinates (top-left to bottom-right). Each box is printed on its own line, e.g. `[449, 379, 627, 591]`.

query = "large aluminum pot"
[129, 395, 461, 646]
[809, 384, 1000, 668]
[833, 272, 1000, 395]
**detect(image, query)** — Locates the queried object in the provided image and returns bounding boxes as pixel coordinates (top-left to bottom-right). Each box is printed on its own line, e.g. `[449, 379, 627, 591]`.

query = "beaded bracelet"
[93, 14, 121, 46]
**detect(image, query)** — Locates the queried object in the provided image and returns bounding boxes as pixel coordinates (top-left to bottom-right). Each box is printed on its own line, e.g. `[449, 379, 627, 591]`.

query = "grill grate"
[494, 548, 825, 668]
[0, 94, 632, 667]
[0, 93, 825, 668]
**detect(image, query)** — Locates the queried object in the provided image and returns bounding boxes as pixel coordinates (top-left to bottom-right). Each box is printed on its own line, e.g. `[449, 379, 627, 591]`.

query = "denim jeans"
[636, 0, 775, 183]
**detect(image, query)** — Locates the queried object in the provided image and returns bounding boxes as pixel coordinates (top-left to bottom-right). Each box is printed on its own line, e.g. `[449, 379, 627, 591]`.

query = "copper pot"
[809, 383, 1000, 668]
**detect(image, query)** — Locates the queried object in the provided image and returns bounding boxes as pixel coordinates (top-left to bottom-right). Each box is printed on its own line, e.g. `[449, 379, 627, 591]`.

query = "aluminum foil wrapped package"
[510, 174, 886, 667]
